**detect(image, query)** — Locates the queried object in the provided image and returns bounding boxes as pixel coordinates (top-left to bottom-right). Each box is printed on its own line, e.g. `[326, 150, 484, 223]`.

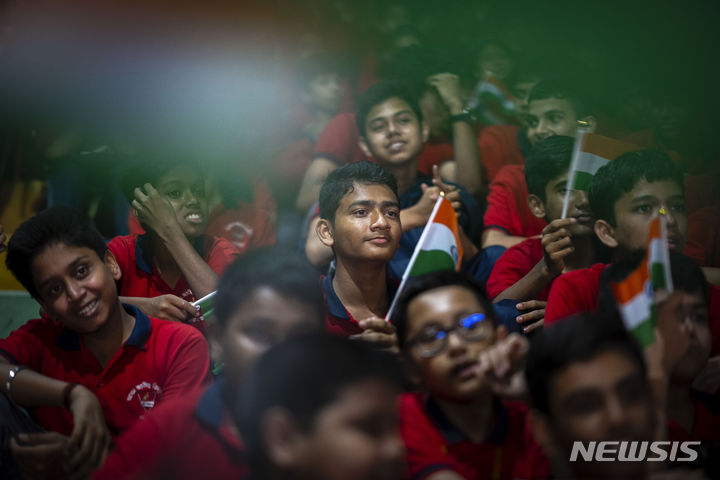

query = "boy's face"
[318, 182, 401, 264]
[306, 73, 343, 114]
[358, 97, 428, 167]
[155, 166, 208, 238]
[537, 349, 654, 479]
[405, 285, 496, 400]
[530, 171, 594, 234]
[526, 97, 578, 146]
[289, 379, 405, 480]
[661, 290, 711, 384]
[31, 244, 121, 333]
[220, 286, 321, 387]
[597, 179, 687, 255]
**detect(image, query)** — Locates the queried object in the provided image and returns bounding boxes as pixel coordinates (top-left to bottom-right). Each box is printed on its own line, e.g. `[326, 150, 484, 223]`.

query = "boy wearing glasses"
[390, 271, 550, 479]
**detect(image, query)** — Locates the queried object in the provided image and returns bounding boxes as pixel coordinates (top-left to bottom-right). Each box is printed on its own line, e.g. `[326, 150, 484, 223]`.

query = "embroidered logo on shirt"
[127, 381, 163, 411]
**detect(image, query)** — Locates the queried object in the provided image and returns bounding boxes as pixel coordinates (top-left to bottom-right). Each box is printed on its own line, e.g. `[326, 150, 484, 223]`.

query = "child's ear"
[104, 250, 122, 281]
[420, 121, 430, 143]
[358, 137, 373, 158]
[580, 115, 597, 133]
[262, 408, 308, 470]
[527, 195, 546, 219]
[594, 219, 618, 248]
[316, 219, 335, 248]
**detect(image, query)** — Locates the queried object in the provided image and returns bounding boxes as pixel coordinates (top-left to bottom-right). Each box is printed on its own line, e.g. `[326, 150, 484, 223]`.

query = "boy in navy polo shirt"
[1, 206, 210, 479]
[111, 156, 239, 329]
[95, 248, 325, 479]
[235, 334, 405, 480]
[390, 271, 550, 479]
[486, 136, 599, 334]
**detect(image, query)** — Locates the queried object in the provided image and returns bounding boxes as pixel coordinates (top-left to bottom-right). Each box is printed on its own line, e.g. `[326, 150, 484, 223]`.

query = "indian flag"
[561, 132, 640, 218]
[610, 216, 673, 347]
[385, 195, 463, 320]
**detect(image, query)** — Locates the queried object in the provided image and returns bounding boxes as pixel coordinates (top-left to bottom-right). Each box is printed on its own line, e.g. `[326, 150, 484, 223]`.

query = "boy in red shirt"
[391, 271, 550, 479]
[111, 157, 239, 328]
[235, 334, 406, 480]
[487, 136, 599, 334]
[544, 149, 688, 324]
[1, 206, 210, 479]
[95, 248, 325, 479]
[483, 79, 597, 251]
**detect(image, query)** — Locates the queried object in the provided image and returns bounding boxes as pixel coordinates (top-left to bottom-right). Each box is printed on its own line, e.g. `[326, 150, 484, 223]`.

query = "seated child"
[486, 136, 599, 334]
[235, 333, 406, 480]
[95, 248, 324, 479]
[113, 156, 240, 328]
[2, 206, 210, 479]
[482, 79, 597, 250]
[544, 149, 688, 324]
[391, 270, 550, 479]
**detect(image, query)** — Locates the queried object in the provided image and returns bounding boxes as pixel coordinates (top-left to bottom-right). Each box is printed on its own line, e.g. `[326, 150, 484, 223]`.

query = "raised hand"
[541, 218, 577, 277]
[350, 316, 399, 354]
[515, 300, 546, 334]
[132, 183, 182, 238]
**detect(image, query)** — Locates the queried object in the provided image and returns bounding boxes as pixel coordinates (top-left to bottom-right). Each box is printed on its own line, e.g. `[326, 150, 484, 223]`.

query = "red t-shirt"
[108, 234, 239, 329]
[398, 392, 550, 480]
[667, 391, 720, 442]
[0, 305, 211, 437]
[486, 237, 553, 301]
[95, 381, 248, 480]
[483, 165, 547, 239]
[544, 263, 609, 326]
[477, 125, 525, 182]
[683, 206, 720, 268]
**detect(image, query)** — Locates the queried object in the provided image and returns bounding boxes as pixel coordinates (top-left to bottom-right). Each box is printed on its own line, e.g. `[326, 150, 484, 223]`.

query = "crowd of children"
[1, 1, 720, 479]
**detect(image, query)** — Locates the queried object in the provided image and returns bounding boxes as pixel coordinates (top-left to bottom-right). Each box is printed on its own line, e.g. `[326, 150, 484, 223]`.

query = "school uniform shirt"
[483, 165, 547, 240]
[0, 305, 211, 437]
[486, 237, 552, 301]
[398, 392, 550, 480]
[668, 389, 720, 442]
[321, 266, 398, 337]
[543, 263, 609, 326]
[94, 379, 248, 480]
[477, 125, 527, 182]
[108, 233, 240, 331]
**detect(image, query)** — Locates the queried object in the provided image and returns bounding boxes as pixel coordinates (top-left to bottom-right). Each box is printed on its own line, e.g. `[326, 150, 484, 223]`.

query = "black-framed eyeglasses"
[408, 313, 490, 358]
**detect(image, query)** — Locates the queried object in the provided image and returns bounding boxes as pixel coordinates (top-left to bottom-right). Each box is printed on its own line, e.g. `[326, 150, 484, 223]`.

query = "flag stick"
[561, 127, 588, 219]
[384, 195, 445, 322]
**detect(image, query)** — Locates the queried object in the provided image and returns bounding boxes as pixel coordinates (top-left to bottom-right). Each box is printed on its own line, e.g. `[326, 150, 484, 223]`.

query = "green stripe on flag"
[650, 263, 667, 290]
[572, 171, 594, 191]
[632, 315, 656, 348]
[409, 250, 455, 276]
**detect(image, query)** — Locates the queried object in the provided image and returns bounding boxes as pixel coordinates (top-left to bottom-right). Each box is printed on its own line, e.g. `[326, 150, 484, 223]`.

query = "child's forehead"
[339, 182, 397, 204]
[528, 96, 575, 115]
[621, 177, 683, 202]
[157, 165, 203, 185]
[367, 97, 415, 119]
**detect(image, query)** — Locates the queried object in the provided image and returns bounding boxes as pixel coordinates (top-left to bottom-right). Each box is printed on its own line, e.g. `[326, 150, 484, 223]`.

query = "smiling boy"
[1, 207, 210, 479]
[112, 157, 240, 327]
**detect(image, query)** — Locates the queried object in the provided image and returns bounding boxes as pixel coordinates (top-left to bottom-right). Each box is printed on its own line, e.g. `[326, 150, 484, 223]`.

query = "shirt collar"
[425, 396, 509, 445]
[195, 378, 227, 428]
[57, 303, 152, 351]
[135, 233, 205, 275]
[321, 270, 349, 320]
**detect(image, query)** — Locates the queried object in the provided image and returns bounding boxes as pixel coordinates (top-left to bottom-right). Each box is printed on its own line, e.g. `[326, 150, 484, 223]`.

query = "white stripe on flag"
[420, 222, 458, 255]
[618, 284, 653, 330]
[577, 152, 610, 175]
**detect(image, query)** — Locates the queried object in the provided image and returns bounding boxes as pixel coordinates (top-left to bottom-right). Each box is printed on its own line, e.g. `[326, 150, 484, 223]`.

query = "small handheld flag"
[385, 196, 463, 321]
[192, 290, 217, 323]
[610, 216, 673, 347]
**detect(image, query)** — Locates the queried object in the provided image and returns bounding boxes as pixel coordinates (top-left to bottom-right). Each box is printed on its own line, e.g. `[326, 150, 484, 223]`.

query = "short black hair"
[589, 149, 684, 225]
[355, 80, 423, 137]
[524, 136, 574, 203]
[119, 154, 204, 204]
[390, 270, 495, 350]
[525, 312, 648, 415]
[318, 161, 398, 224]
[214, 248, 324, 329]
[234, 333, 403, 477]
[6, 206, 108, 298]
[598, 250, 709, 314]
[528, 78, 591, 118]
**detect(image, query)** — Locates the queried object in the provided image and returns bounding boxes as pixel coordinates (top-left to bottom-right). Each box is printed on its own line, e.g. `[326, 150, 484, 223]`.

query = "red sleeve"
[486, 239, 544, 300]
[205, 237, 241, 276]
[107, 235, 134, 279]
[398, 393, 461, 479]
[483, 165, 539, 237]
[154, 321, 211, 401]
[0, 318, 55, 368]
[544, 264, 606, 326]
[417, 142, 454, 176]
[313, 113, 365, 165]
